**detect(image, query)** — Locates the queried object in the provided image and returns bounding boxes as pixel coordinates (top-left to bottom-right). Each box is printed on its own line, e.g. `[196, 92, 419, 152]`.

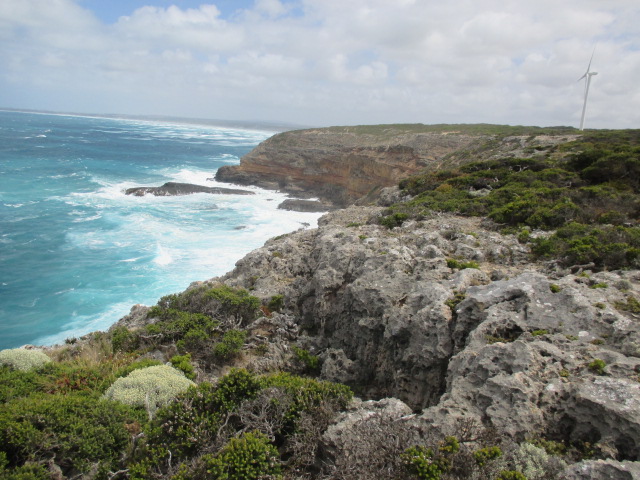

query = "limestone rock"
[562, 459, 640, 479]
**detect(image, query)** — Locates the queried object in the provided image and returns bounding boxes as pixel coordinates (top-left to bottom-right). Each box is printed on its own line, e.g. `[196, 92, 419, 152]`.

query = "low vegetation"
[382, 130, 640, 270]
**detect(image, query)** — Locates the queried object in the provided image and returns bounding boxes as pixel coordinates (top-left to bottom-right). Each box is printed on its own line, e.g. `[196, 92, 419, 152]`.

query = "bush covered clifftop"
[381, 129, 640, 270]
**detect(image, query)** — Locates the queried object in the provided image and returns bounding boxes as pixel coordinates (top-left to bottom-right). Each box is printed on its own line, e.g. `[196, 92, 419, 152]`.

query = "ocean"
[0, 110, 323, 349]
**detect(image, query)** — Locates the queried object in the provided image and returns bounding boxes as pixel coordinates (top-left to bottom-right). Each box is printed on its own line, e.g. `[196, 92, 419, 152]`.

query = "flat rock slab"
[277, 199, 332, 212]
[125, 182, 254, 197]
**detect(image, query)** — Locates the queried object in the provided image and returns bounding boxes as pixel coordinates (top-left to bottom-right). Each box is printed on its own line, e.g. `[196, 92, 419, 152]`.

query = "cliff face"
[215, 126, 579, 206]
[211, 203, 640, 477]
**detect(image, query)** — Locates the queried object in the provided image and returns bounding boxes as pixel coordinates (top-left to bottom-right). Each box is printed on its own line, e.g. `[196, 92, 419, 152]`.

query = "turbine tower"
[578, 50, 598, 131]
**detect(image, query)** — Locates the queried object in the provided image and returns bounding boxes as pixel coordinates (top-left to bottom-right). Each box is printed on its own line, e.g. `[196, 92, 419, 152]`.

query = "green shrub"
[401, 445, 450, 480]
[171, 353, 196, 380]
[0, 460, 49, 479]
[0, 367, 44, 403]
[0, 349, 50, 372]
[135, 369, 264, 471]
[446, 258, 480, 270]
[473, 446, 502, 466]
[260, 372, 353, 432]
[267, 294, 285, 313]
[496, 471, 528, 480]
[114, 358, 163, 378]
[587, 359, 606, 375]
[203, 431, 282, 480]
[380, 212, 409, 229]
[213, 329, 247, 359]
[171, 285, 261, 324]
[103, 365, 195, 415]
[0, 394, 141, 478]
[110, 326, 139, 353]
[549, 284, 562, 293]
[41, 361, 117, 395]
[145, 308, 218, 350]
[292, 346, 320, 373]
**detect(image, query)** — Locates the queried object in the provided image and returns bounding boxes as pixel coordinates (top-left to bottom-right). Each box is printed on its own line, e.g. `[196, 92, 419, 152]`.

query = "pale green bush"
[103, 365, 195, 417]
[510, 442, 566, 480]
[0, 348, 51, 371]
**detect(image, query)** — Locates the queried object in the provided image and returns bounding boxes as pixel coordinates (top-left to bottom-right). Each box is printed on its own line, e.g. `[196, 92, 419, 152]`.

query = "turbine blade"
[586, 46, 596, 72]
[578, 73, 587, 82]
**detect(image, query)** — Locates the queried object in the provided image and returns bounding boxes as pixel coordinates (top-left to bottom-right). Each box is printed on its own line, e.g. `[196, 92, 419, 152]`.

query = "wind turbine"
[578, 49, 598, 130]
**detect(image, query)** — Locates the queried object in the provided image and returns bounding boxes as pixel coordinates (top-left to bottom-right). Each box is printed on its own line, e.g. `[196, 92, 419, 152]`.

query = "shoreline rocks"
[124, 181, 254, 197]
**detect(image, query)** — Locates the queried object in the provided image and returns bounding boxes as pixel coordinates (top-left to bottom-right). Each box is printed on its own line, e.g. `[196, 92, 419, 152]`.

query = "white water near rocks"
[0, 111, 323, 348]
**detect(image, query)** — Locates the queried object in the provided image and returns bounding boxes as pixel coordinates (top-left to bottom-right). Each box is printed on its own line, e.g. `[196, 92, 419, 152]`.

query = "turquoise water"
[0, 111, 322, 349]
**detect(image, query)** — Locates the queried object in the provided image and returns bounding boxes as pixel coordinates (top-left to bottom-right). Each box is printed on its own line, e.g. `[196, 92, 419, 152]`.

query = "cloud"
[0, 0, 639, 128]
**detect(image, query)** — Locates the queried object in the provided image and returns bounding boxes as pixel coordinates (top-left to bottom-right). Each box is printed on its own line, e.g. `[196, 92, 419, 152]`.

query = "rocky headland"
[3, 124, 640, 480]
[215, 124, 579, 207]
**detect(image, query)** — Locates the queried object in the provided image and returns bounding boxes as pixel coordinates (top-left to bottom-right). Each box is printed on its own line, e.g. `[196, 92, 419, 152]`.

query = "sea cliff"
[2, 124, 640, 480]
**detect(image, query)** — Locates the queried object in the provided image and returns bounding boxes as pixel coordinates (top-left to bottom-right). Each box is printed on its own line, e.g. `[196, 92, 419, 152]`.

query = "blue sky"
[1, 0, 639, 128]
[79, 0, 257, 23]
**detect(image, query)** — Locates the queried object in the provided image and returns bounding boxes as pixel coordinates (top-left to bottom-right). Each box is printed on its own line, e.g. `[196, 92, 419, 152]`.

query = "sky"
[1, 0, 639, 129]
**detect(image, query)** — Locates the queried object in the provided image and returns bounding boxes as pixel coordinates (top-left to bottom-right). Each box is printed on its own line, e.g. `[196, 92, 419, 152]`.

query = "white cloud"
[0, 0, 639, 128]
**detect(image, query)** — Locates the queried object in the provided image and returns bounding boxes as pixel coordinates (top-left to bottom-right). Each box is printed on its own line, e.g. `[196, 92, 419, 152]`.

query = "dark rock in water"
[277, 199, 331, 212]
[125, 182, 254, 197]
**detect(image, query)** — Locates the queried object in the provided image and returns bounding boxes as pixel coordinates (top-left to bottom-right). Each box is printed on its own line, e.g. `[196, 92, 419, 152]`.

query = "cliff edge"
[215, 124, 579, 206]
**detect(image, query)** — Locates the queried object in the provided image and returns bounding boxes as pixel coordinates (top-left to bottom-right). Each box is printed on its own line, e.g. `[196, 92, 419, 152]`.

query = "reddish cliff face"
[216, 127, 483, 206]
[215, 126, 577, 206]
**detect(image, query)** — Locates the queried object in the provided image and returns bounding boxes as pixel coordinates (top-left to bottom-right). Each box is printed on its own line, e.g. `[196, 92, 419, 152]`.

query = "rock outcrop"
[184, 201, 640, 476]
[215, 126, 579, 206]
[125, 182, 254, 197]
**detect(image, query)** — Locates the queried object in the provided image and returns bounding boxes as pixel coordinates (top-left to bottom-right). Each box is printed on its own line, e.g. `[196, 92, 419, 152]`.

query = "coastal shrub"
[133, 369, 352, 478]
[213, 329, 247, 359]
[387, 135, 640, 270]
[267, 294, 285, 313]
[473, 446, 503, 466]
[0, 366, 45, 403]
[114, 358, 163, 378]
[0, 459, 49, 479]
[260, 372, 353, 431]
[510, 442, 565, 480]
[145, 308, 218, 350]
[0, 393, 142, 478]
[110, 325, 139, 353]
[292, 346, 320, 373]
[143, 369, 263, 458]
[203, 431, 282, 480]
[401, 444, 452, 480]
[380, 212, 409, 229]
[103, 365, 195, 416]
[446, 258, 480, 270]
[171, 353, 196, 380]
[154, 284, 261, 325]
[0, 348, 50, 372]
[496, 472, 527, 480]
[41, 361, 117, 395]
